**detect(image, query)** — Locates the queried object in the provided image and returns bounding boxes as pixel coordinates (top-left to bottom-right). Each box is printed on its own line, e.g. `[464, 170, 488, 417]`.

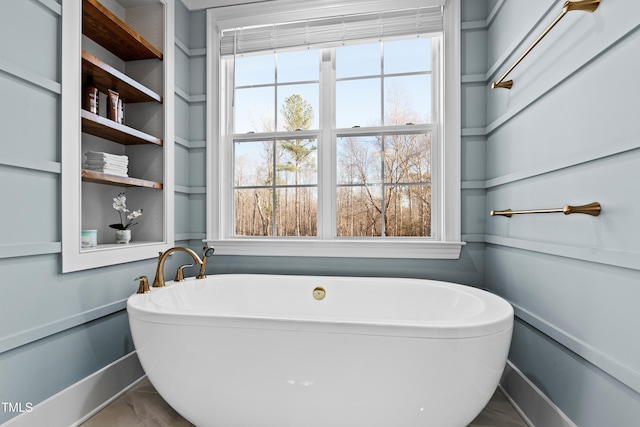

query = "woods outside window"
[206, 0, 462, 259]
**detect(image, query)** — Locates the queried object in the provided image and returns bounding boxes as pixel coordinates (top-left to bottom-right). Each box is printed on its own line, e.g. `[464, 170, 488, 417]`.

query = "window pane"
[275, 187, 317, 237]
[384, 185, 431, 237]
[235, 188, 273, 236]
[235, 140, 274, 186]
[336, 43, 380, 79]
[336, 78, 381, 128]
[235, 54, 274, 86]
[234, 87, 275, 133]
[277, 86, 319, 131]
[384, 38, 431, 74]
[276, 138, 317, 186]
[278, 50, 319, 83]
[384, 75, 431, 125]
[336, 186, 382, 237]
[337, 136, 381, 185]
[383, 133, 431, 184]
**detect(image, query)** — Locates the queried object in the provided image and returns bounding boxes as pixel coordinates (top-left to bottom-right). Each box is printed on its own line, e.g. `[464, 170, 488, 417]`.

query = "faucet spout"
[152, 247, 204, 288]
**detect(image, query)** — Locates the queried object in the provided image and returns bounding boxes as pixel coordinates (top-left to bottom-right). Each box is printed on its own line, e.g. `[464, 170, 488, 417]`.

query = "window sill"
[204, 239, 465, 259]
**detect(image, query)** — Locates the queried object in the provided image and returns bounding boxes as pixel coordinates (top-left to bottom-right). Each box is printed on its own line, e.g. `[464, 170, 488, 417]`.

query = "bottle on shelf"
[117, 98, 124, 124]
[83, 75, 99, 115]
[107, 88, 119, 121]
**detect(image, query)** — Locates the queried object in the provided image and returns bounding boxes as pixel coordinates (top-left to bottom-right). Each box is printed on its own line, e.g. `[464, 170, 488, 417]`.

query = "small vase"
[115, 229, 131, 244]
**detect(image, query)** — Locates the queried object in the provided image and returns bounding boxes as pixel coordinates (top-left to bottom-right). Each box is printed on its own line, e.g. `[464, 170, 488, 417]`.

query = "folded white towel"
[85, 160, 129, 167]
[85, 152, 129, 164]
[85, 151, 128, 160]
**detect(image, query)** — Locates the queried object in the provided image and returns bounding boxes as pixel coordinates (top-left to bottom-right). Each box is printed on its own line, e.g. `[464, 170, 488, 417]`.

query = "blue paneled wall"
[0, 0, 183, 423]
[484, 0, 640, 425]
[9, 0, 638, 426]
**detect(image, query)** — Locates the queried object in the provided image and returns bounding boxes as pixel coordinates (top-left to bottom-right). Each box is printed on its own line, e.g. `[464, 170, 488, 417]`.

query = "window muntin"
[233, 50, 320, 134]
[336, 132, 432, 237]
[335, 38, 432, 129]
[231, 38, 436, 239]
[233, 137, 318, 237]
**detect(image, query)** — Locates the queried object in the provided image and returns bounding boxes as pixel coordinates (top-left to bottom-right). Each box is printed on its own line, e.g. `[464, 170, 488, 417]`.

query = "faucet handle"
[135, 276, 150, 294]
[174, 264, 193, 282]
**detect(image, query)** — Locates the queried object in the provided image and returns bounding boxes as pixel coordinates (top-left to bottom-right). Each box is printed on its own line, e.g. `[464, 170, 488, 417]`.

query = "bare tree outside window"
[232, 38, 433, 239]
[234, 95, 317, 237]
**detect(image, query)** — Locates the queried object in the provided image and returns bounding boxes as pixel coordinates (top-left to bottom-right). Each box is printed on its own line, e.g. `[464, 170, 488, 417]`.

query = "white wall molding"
[461, 20, 486, 31]
[461, 127, 486, 137]
[175, 136, 206, 149]
[461, 180, 486, 190]
[176, 38, 206, 57]
[32, 0, 62, 16]
[461, 74, 485, 84]
[0, 157, 61, 174]
[0, 301, 128, 355]
[485, 0, 504, 29]
[1, 352, 144, 427]
[485, 138, 640, 189]
[175, 232, 207, 241]
[459, 0, 505, 32]
[485, 234, 640, 272]
[175, 37, 190, 55]
[176, 87, 206, 103]
[506, 298, 640, 396]
[0, 57, 61, 94]
[175, 185, 206, 194]
[500, 360, 577, 427]
[0, 243, 61, 260]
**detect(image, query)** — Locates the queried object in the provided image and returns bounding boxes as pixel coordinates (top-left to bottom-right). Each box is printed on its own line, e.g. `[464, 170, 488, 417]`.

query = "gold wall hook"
[491, 0, 601, 89]
[491, 202, 601, 217]
[562, 202, 601, 216]
[564, 0, 600, 13]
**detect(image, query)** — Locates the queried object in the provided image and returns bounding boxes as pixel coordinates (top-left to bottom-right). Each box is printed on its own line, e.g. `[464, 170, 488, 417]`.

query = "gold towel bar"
[491, 202, 601, 218]
[491, 0, 600, 89]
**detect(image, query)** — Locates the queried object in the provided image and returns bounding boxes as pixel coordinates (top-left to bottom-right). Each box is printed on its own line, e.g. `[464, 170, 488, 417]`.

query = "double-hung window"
[206, 0, 462, 259]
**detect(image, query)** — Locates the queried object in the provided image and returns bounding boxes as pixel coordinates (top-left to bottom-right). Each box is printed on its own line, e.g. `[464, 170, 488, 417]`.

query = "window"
[207, 0, 462, 259]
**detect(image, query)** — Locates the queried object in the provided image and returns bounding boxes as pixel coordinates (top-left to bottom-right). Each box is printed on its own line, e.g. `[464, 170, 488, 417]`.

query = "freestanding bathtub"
[127, 274, 513, 427]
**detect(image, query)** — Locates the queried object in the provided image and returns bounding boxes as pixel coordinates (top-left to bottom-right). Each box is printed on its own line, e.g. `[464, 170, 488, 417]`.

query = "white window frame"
[206, 0, 463, 259]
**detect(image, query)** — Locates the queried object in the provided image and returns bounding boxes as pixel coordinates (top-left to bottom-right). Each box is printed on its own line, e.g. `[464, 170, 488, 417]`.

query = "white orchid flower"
[110, 192, 143, 230]
[127, 209, 143, 220]
[112, 193, 129, 212]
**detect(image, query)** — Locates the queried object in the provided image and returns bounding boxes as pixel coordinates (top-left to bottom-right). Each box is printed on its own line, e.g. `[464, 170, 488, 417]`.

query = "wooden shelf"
[82, 51, 162, 103]
[81, 241, 162, 252]
[82, 0, 163, 61]
[81, 110, 163, 146]
[82, 169, 163, 189]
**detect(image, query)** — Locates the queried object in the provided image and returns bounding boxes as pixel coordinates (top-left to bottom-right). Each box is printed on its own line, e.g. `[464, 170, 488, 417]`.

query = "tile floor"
[80, 378, 529, 427]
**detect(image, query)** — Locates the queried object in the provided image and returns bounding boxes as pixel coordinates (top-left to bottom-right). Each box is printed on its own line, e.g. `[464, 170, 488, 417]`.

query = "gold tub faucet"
[152, 246, 215, 287]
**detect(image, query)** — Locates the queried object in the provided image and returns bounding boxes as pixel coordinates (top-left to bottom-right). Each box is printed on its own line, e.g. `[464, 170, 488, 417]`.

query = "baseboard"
[499, 360, 577, 427]
[1, 351, 145, 427]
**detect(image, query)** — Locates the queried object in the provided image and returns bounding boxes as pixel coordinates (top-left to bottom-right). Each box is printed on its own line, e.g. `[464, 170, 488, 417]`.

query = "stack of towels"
[84, 151, 129, 177]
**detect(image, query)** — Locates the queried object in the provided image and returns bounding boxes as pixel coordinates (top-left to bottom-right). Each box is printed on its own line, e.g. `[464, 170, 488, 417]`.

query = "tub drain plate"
[313, 286, 326, 300]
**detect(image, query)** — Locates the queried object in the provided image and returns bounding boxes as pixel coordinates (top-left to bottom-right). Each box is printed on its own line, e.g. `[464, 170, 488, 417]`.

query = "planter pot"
[115, 229, 131, 244]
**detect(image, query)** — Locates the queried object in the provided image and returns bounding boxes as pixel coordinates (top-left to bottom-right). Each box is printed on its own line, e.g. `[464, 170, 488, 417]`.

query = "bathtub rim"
[127, 274, 514, 339]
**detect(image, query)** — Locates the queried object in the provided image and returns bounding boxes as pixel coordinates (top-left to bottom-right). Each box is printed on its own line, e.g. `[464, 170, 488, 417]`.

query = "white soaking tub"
[127, 274, 514, 427]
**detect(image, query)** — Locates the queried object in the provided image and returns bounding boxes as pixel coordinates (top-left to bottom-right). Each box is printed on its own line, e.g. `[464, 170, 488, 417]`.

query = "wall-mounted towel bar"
[490, 202, 601, 218]
[491, 0, 600, 89]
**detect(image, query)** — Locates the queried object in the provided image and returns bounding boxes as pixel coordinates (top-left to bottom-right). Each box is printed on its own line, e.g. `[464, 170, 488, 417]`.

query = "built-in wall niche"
[62, 0, 174, 272]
